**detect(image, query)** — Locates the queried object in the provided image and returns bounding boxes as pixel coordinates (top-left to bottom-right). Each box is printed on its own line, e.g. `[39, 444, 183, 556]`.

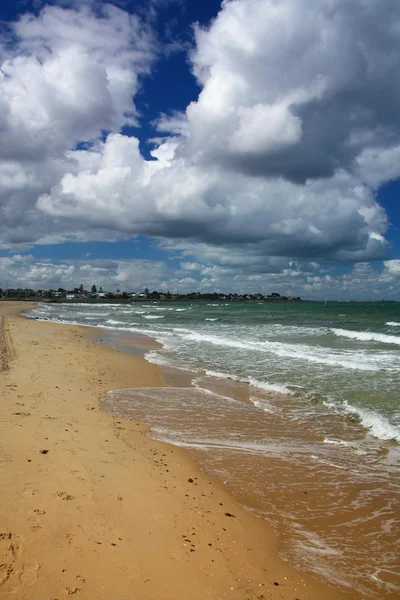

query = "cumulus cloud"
[0, 3, 154, 161]
[0, 254, 212, 293]
[1, 253, 398, 300]
[178, 0, 400, 183]
[0, 256, 161, 290]
[38, 133, 389, 260]
[0, 0, 400, 287]
[384, 259, 400, 277]
[0, 2, 155, 246]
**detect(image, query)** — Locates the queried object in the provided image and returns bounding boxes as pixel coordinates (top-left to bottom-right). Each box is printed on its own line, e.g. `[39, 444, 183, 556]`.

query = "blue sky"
[0, 0, 399, 298]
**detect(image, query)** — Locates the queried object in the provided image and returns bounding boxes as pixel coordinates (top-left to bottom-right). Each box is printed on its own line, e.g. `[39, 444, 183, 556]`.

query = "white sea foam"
[204, 369, 293, 395]
[144, 315, 165, 319]
[144, 349, 177, 368]
[324, 400, 400, 442]
[248, 377, 294, 395]
[205, 318, 218, 321]
[331, 328, 400, 345]
[74, 302, 126, 307]
[148, 429, 296, 456]
[386, 321, 400, 327]
[323, 438, 356, 448]
[76, 311, 109, 317]
[294, 530, 342, 557]
[106, 319, 126, 325]
[173, 329, 392, 371]
[251, 398, 280, 413]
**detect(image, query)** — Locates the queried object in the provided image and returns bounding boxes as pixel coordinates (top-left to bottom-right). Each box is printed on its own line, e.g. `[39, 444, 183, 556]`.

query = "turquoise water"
[31, 300, 400, 442]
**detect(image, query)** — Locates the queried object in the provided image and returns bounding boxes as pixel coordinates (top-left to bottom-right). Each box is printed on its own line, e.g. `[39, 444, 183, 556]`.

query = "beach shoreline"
[0, 301, 350, 599]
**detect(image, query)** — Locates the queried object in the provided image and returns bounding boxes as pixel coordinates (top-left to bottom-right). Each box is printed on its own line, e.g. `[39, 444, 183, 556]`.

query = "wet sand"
[0, 301, 348, 600]
[103, 374, 400, 599]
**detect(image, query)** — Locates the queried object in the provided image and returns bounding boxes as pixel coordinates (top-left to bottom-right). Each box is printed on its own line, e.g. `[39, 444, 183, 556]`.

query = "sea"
[28, 300, 400, 598]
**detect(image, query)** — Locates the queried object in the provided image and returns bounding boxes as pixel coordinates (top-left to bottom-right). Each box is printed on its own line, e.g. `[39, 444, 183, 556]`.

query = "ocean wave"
[71, 302, 126, 307]
[323, 438, 357, 448]
[144, 315, 165, 319]
[106, 319, 126, 325]
[251, 398, 280, 413]
[148, 430, 296, 456]
[331, 328, 400, 345]
[386, 322, 400, 327]
[204, 369, 294, 395]
[76, 311, 109, 317]
[144, 350, 175, 367]
[173, 330, 392, 371]
[324, 400, 400, 442]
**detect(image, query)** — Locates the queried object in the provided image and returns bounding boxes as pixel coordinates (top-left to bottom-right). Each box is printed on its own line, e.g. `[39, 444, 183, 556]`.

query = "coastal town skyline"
[0, 0, 399, 299]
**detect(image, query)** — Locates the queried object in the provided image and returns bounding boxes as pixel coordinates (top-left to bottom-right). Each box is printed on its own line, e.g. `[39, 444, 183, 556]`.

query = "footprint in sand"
[65, 586, 81, 595]
[0, 563, 13, 586]
[19, 563, 40, 586]
[0, 533, 22, 586]
[22, 487, 39, 497]
[28, 510, 45, 533]
[56, 491, 76, 501]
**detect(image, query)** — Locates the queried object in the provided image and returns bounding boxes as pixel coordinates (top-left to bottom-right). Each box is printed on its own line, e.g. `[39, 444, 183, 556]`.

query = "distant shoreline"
[1, 296, 397, 303]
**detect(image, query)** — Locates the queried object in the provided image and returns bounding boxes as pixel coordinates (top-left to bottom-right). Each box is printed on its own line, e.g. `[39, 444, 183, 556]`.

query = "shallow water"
[29, 301, 400, 597]
[102, 368, 400, 599]
[30, 300, 400, 442]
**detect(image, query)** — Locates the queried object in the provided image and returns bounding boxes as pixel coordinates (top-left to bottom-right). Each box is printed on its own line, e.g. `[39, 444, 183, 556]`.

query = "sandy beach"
[0, 302, 348, 600]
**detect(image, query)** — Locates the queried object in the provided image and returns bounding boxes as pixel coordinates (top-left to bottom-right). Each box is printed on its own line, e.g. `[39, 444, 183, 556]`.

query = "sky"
[0, 0, 399, 299]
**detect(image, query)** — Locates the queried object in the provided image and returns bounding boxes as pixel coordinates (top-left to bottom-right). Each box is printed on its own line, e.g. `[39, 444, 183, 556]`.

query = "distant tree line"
[0, 286, 301, 302]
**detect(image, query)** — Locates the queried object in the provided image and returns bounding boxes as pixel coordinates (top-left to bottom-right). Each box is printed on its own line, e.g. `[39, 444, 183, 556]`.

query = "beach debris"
[39, 449, 49, 454]
[224, 512, 235, 518]
[188, 478, 194, 483]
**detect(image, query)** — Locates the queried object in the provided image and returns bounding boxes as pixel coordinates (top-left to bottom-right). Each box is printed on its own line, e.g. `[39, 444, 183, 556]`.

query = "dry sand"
[0, 302, 346, 600]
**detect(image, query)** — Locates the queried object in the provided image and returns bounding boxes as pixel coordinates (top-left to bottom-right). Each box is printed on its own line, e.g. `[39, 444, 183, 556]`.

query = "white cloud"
[0, 4, 154, 162]
[1, 253, 399, 299]
[0, 0, 399, 292]
[182, 0, 400, 183]
[384, 260, 400, 276]
[0, 3, 155, 246]
[37, 133, 389, 261]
